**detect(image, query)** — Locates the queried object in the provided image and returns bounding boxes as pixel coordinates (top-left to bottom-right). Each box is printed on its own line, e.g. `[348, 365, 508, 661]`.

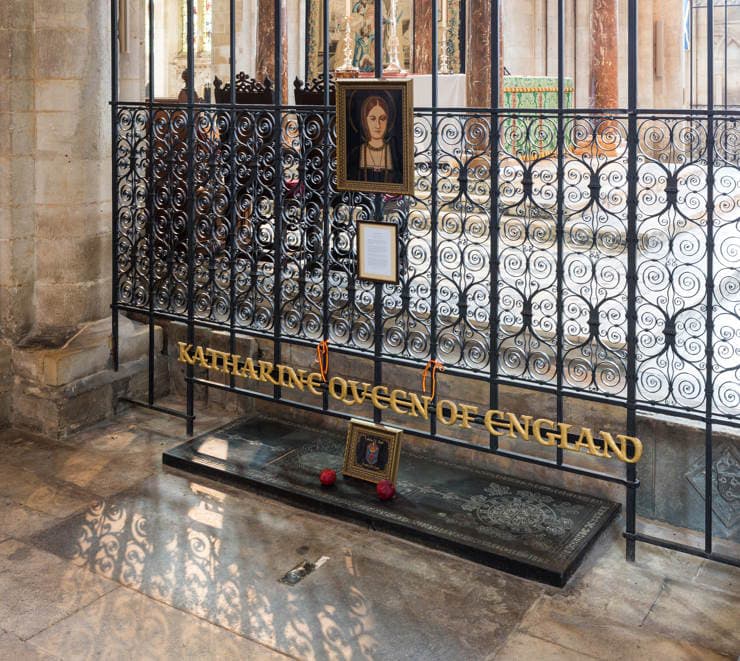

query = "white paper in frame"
[357, 221, 398, 284]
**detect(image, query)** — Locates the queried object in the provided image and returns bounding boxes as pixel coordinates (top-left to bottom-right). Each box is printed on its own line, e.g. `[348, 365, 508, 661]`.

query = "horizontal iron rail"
[118, 396, 193, 420]
[114, 303, 740, 431]
[625, 532, 740, 568]
[113, 99, 740, 118]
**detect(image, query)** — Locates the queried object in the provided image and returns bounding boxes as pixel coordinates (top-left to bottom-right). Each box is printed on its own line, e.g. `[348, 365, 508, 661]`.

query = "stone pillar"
[638, 0, 655, 108]
[413, 0, 432, 73]
[653, 0, 685, 108]
[256, 0, 288, 100]
[33, 1, 112, 334]
[0, 1, 36, 343]
[589, 0, 619, 107]
[0, 1, 36, 424]
[466, 1, 503, 107]
[0, 1, 165, 437]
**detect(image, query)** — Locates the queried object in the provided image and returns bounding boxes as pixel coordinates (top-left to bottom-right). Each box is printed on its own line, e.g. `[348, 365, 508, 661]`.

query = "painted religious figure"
[336, 79, 414, 195]
[305, 0, 463, 78]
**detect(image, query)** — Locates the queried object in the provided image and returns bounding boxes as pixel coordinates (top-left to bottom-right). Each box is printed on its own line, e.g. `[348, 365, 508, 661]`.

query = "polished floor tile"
[0, 463, 97, 519]
[31, 470, 541, 660]
[0, 498, 58, 543]
[29, 587, 288, 660]
[643, 578, 740, 656]
[0, 401, 737, 660]
[0, 630, 59, 660]
[492, 632, 596, 660]
[0, 540, 118, 640]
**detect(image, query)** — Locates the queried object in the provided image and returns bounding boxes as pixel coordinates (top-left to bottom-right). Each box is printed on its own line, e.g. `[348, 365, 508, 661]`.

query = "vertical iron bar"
[430, 0, 439, 439]
[321, 0, 330, 413]
[186, 0, 196, 435]
[625, 0, 639, 562]
[724, 0, 727, 109]
[273, 0, 284, 401]
[690, 0, 694, 108]
[489, 0, 500, 450]
[373, 0, 384, 424]
[572, 0, 577, 93]
[555, 0, 565, 466]
[111, 0, 120, 371]
[147, 0, 156, 405]
[305, 0, 311, 82]
[704, 0, 715, 555]
[459, 0, 466, 73]
[228, 0, 238, 392]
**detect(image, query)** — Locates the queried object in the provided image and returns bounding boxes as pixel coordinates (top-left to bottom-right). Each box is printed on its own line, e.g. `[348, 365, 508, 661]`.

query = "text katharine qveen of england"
[178, 342, 643, 464]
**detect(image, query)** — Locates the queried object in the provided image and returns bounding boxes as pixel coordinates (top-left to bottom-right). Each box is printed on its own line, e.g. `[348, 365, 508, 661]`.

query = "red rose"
[376, 480, 395, 501]
[319, 469, 336, 487]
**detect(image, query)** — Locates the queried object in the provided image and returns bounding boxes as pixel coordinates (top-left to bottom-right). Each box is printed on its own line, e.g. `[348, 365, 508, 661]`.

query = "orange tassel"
[316, 340, 330, 382]
[422, 359, 445, 400]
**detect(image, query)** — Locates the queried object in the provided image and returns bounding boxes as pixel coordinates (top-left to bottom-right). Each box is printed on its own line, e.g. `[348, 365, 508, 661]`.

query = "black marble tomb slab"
[163, 417, 620, 587]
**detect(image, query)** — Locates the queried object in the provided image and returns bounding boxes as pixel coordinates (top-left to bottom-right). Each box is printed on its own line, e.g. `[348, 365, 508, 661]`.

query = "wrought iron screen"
[111, 0, 740, 568]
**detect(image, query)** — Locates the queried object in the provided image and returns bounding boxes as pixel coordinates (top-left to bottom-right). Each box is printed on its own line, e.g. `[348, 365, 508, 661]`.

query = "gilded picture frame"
[342, 419, 403, 485]
[336, 79, 415, 196]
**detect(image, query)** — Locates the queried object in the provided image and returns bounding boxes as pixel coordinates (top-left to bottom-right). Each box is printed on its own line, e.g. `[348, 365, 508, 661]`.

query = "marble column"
[466, 1, 503, 107]
[589, 0, 619, 107]
[413, 0, 432, 73]
[256, 0, 288, 99]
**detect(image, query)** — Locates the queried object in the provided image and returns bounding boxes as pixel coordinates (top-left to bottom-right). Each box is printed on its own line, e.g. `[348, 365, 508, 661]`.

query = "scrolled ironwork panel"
[560, 115, 629, 395]
[712, 116, 740, 420]
[192, 109, 234, 324]
[431, 113, 493, 372]
[279, 110, 326, 341]
[382, 114, 433, 362]
[233, 108, 278, 332]
[151, 106, 189, 316]
[497, 114, 558, 384]
[116, 108, 150, 310]
[636, 117, 709, 411]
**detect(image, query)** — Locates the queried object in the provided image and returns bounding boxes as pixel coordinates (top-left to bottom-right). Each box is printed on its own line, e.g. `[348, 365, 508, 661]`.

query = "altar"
[502, 75, 575, 159]
[412, 74, 467, 108]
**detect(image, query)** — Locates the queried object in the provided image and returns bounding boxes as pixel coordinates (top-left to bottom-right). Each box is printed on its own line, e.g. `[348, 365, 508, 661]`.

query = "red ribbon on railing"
[422, 359, 445, 400]
[316, 340, 330, 382]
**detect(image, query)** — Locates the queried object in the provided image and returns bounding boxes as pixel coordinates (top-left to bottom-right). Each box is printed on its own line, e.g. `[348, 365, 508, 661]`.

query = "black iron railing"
[111, 0, 740, 569]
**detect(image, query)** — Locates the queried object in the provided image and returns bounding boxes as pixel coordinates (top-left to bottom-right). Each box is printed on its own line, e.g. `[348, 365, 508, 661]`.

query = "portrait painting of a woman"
[336, 79, 414, 195]
[349, 94, 401, 185]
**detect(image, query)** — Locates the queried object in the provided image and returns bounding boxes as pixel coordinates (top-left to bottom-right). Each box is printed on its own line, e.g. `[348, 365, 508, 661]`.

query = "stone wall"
[0, 1, 36, 342]
[0, 1, 112, 341]
[0, 1, 161, 435]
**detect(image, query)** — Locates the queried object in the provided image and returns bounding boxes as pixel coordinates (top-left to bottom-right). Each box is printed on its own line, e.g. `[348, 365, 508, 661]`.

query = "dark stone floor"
[163, 418, 619, 586]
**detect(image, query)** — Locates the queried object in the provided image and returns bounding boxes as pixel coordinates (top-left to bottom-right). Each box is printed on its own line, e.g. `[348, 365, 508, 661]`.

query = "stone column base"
[0, 340, 11, 427]
[10, 316, 169, 439]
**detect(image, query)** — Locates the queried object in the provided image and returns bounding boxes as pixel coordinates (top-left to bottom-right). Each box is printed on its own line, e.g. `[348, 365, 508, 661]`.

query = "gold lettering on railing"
[177, 342, 643, 464]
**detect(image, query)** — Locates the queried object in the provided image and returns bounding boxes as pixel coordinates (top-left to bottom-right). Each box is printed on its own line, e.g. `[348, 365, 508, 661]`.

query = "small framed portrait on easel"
[336, 78, 414, 196]
[342, 419, 403, 485]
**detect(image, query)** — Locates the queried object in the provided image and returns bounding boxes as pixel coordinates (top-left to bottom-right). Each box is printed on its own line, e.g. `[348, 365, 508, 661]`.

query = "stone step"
[14, 316, 162, 387]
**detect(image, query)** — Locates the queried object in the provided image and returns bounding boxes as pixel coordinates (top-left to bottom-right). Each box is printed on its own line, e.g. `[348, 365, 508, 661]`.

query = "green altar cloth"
[502, 75, 574, 160]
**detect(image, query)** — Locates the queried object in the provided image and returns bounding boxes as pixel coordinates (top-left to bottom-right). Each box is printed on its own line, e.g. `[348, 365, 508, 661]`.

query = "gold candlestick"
[439, 24, 451, 74]
[335, 13, 359, 77]
[383, 0, 406, 76]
